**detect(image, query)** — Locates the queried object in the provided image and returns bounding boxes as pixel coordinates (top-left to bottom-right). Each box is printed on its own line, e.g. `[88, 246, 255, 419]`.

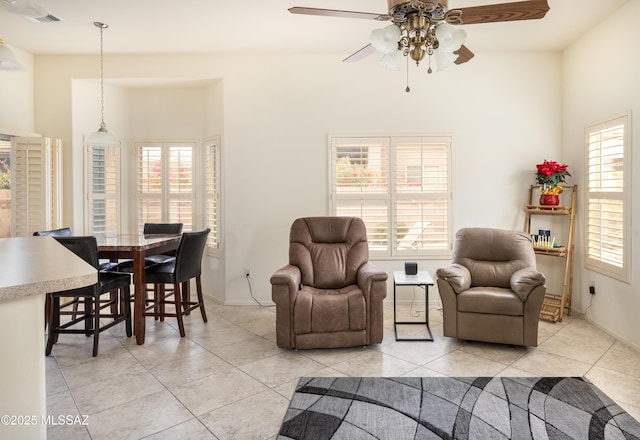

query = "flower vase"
[539, 194, 560, 206]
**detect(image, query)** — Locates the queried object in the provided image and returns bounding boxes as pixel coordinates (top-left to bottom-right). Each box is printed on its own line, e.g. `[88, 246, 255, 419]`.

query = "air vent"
[25, 13, 61, 23]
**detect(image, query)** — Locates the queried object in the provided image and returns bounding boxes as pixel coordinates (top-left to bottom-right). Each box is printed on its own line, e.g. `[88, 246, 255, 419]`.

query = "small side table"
[393, 270, 435, 341]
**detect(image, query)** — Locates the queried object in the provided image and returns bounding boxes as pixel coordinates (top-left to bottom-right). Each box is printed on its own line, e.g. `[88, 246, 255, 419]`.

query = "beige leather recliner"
[270, 217, 388, 349]
[436, 227, 546, 347]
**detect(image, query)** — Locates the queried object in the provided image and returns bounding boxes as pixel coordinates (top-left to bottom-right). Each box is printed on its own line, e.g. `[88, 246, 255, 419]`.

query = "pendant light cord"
[94, 22, 108, 129]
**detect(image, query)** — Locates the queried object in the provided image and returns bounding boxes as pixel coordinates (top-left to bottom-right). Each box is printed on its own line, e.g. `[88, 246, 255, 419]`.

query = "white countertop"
[0, 236, 98, 302]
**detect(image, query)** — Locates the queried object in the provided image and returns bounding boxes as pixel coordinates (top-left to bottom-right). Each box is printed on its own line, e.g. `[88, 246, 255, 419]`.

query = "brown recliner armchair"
[270, 217, 388, 349]
[436, 227, 546, 347]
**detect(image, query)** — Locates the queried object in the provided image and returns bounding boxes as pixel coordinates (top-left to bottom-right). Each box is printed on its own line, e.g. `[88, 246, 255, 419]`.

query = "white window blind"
[10, 137, 62, 236]
[86, 145, 121, 235]
[585, 112, 631, 283]
[205, 138, 221, 254]
[330, 135, 452, 258]
[136, 141, 195, 232]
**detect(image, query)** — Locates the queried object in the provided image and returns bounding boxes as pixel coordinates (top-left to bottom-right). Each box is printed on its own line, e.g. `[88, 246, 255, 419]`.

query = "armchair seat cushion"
[457, 287, 523, 316]
[294, 285, 365, 334]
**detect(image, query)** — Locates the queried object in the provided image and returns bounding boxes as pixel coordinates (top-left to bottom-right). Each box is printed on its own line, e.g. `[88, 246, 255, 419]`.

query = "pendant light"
[84, 22, 119, 147]
[0, 39, 25, 71]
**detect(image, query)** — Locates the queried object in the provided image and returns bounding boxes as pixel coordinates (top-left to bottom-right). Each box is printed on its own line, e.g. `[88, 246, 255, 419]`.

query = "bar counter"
[0, 236, 97, 440]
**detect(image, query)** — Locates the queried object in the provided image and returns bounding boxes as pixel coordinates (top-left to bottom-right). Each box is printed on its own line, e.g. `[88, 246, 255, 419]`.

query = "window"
[86, 145, 120, 235]
[585, 112, 631, 283]
[135, 141, 195, 232]
[12, 137, 62, 236]
[205, 137, 221, 254]
[330, 135, 452, 258]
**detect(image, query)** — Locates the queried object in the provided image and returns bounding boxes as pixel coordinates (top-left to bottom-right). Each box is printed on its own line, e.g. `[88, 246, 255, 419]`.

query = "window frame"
[204, 136, 222, 256]
[133, 140, 198, 233]
[584, 111, 632, 283]
[329, 134, 453, 260]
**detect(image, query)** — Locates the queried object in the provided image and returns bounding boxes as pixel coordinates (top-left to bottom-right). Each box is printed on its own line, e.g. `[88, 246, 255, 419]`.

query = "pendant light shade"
[84, 22, 119, 148]
[0, 39, 25, 71]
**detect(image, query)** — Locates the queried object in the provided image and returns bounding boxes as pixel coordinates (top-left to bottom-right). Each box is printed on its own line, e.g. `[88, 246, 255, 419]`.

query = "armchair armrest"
[510, 267, 546, 301]
[357, 262, 388, 286]
[270, 265, 301, 292]
[435, 263, 471, 294]
[270, 265, 302, 349]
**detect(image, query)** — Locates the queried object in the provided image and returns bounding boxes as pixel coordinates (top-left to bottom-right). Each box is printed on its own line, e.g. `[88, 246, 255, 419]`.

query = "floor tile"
[86, 389, 192, 440]
[424, 350, 508, 377]
[200, 389, 290, 440]
[170, 368, 267, 416]
[141, 418, 218, 440]
[43, 303, 640, 438]
[511, 350, 592, 377]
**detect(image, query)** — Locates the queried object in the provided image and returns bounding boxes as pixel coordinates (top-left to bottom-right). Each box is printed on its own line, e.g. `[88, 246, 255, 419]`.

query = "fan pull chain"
[405, 55, 411, 93]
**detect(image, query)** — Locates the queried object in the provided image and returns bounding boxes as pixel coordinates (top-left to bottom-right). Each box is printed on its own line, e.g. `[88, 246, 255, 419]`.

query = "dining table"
[96, 233, 182, 345]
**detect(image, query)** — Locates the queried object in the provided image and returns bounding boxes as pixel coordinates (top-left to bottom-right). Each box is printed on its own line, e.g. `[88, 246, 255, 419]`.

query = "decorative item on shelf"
[535, 160, 570, 206]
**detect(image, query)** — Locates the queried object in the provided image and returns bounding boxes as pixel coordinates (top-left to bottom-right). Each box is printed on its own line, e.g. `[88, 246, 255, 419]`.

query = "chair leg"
[122, 285, 132, 337]
[45, 296, 60, 356]
[44, 294, 51, 329]
[182, 281, 191, 315]
[196, 276, 207, 323]
[84, 297, 93, 337]
[92, 295, 100, 357]
[174, 283, 185, 337]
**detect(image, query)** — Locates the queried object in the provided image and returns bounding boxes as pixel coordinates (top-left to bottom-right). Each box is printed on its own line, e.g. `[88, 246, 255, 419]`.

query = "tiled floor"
[45, 300, 640, 439]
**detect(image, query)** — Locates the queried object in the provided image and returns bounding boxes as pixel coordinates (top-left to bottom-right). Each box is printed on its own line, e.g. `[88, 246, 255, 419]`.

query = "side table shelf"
[524, 185, 577, 322]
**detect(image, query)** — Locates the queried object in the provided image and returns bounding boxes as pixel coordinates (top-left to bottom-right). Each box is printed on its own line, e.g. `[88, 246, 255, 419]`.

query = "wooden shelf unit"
[524, 184, 577, 322]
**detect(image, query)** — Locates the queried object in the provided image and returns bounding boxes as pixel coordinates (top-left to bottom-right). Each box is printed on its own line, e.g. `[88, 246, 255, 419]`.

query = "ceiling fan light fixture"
[435, 22, 466, 52]
[433, 48, 458, 71]
[0, 38, 25, 71]
[370, 24, 401, 54]
[377, 50, 403, 71]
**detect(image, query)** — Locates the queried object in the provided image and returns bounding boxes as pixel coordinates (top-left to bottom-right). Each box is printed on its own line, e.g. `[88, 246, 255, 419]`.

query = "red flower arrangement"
[535, 160, 570, 195]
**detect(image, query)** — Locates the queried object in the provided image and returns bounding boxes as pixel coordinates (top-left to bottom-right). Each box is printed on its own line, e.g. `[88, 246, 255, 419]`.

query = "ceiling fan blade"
[343, 44, 377, 62]
[289, 7, 390, 21]
[454, 45, 475, 65]
[455, 0, 549, 25]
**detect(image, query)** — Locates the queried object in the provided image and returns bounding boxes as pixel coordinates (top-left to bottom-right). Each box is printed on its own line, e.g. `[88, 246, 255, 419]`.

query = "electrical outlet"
[589, 284, 596, 295]
[244, 268, 251, 278]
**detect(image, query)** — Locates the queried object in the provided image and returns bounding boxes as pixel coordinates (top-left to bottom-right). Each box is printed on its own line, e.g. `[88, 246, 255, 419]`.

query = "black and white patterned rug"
[278, 376, 640, 440]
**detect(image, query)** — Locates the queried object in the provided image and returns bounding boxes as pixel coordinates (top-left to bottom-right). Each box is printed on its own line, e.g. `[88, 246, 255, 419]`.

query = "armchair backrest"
[452, 228, 536, 288]
[289, 217, 368, 289]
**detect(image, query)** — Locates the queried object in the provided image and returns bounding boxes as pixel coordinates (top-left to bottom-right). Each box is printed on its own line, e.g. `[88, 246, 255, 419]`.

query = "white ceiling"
[0, 0, 629, 57]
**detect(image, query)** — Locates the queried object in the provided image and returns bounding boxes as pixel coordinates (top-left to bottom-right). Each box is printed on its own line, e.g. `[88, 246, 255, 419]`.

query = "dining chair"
[46, 236, 132, 356]
[33, 228, 82, 324]
[116, 222, 183, 271]
[144, 228, 210, 337]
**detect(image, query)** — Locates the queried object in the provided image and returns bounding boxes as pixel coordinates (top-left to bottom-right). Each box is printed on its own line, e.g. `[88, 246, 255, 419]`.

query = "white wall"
[563, 0, 640, 349]
[30, 51, 563, 308]
[71, 80, 129, 233]
[221, 51, 562, 304]
[0, 45, 34, 135]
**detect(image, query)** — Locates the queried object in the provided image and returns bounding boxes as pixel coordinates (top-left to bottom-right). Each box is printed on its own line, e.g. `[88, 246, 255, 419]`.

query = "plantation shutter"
[330, 135, 452, 258]
[585, 113, 630, 282]
[86, 145, 121, 235]
[10, 137, 61, 236]
[137, 144, 163, 230]
[135, 142, 195, 233]
[393, 137, 451, 256]
[167, 145, 193, 230]
[331, 138, 390, 255]
[205, 138, 221, 253]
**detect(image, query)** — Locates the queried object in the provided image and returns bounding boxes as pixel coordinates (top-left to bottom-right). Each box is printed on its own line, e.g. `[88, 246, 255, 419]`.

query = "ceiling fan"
[289, 0, 549, 76]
